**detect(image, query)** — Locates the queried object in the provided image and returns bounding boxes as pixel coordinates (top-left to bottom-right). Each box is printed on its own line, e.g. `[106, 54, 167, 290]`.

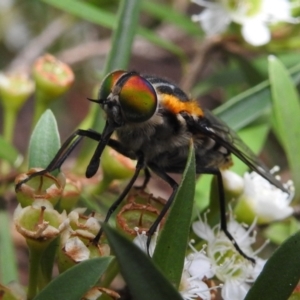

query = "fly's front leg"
[15, 128, 134, 191]
[146, 163, 179, 254]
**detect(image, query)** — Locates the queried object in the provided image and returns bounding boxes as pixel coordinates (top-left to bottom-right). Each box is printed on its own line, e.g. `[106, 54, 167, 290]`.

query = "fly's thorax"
[115, 107, 193, 162]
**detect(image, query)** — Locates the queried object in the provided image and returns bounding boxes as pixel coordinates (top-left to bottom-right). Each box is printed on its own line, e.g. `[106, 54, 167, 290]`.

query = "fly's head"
[95, 70, 158, 127]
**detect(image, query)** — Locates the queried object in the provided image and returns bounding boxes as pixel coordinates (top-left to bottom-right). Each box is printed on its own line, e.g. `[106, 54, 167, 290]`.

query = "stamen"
[253, 239, 270, 256]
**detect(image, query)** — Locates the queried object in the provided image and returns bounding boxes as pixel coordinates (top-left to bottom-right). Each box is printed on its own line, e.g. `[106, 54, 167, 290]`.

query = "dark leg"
[146, 163, 255, 263]
[135, 167, 151, 190]
[201, 168, 255, 263]
[15, 128, 135, 191]
[93, 154, 145, 244]
[146, 163, 179, 252]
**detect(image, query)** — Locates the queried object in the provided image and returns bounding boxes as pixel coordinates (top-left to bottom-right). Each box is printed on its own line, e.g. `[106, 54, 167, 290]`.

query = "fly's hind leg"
[199, 167, 255, 264]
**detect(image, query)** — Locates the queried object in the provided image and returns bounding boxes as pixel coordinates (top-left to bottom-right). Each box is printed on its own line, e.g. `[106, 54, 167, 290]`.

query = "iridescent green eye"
[119, 75, 157, 123]
[98, 70, 126, 100]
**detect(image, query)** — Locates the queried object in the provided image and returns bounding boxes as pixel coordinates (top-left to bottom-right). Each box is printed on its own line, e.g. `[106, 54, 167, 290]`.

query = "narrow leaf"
[245, 231, 300, 300]
[102, 224, 183, 300]
[41, 0, 184, 58]
[214, 61, 300, 131]
[28, 110, 60, 169]
[33, 257, 113, 300]
[268, 55, 300, 198]
[153, 140, 196, 287]
[142, 1, 201, 36]
[104, 0, 142, 72]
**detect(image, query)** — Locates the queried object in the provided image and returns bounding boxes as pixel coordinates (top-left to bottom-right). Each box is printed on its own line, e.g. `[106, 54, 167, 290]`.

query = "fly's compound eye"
[119, 75, 157, 123]
[98, 70, 127, 100]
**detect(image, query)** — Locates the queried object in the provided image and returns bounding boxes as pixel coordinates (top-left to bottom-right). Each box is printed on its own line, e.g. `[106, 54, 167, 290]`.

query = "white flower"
[192, 213, 266, 300]
[133, 227, 158, 257]
[180, 247, 217, 300]
[192, 0, 298, 46]
[235, 169, 294, 224]
[221, 170, 244, 196]
[179, 269, 212, 300]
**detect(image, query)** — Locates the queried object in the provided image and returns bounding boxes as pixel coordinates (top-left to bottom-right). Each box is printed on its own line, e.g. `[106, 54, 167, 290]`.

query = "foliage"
[0, 0, 300, 299]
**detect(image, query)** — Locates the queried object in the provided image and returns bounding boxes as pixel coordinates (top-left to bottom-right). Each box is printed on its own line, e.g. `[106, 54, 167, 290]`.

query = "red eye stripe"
[98, 70, 127, 100]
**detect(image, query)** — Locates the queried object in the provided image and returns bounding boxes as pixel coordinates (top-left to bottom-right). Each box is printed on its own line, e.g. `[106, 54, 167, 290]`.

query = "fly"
[15, 70, 289, 263]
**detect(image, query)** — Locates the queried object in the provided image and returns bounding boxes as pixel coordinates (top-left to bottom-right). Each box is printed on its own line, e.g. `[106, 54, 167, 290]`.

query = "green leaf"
[153, 140, 195, 287]
[103, 0, 142, 72]
[28, 110, 60, 169]
[230, 122, 270, 175]
[245, 231, 300, 300]
[102, 224, 183, 300]
[41, 0, 184, 58]
[33, 257, 113, 300]
[0, 135, 21, 166]
[142, 1, 201, 36]
[213, 61, 300, 131]
[264, 218, 300, 245]
[268, 55, 300, 198]
[193, 52, 300, 98]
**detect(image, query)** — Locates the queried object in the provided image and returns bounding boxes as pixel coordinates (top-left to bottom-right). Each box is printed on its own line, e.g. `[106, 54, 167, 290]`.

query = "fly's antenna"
[87, 98, 107, 104]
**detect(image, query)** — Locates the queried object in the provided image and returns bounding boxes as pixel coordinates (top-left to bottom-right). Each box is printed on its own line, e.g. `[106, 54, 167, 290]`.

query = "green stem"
[0, 210, 18, 284]
[93, 176, 113, 195]
[33, 90, 51, 126]
[27, 245, 44, 300]
[100, 258, 119, 288]
[3, 108, 17, 143]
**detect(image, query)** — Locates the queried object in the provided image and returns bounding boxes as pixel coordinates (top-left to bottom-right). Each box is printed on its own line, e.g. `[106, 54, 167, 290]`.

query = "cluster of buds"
[13, 166, 116, 299]
[14, 168, 110, 266]
[58, 208, 110, 272]
[14, 169, 68, 249]
[0, 54, 74, 143]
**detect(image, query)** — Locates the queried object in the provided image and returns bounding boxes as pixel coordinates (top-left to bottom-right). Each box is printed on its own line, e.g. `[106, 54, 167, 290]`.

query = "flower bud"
[15, 169, 65, 207]
[101, 147, 135, 181]
[14, 199, 67, 250]
[117, 203, 159, 238]
[33, 54, 74, 99]
[116, 190, 167, 238]
[126, 188, 166, 211]
[95, 147, 136, 194]
[59, 177, 82, 213]
[58, 209, 110, 272]
[0, 72, 34, 111]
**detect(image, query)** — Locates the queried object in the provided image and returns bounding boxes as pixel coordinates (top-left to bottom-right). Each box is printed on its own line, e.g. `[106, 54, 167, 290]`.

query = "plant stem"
[27, 246, 43, 300]
[3, 108, 16, 143]
[33, 90, 50, 126]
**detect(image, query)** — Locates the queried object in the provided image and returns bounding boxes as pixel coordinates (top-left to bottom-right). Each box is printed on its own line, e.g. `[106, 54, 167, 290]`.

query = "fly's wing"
[195, 109, 289, 193]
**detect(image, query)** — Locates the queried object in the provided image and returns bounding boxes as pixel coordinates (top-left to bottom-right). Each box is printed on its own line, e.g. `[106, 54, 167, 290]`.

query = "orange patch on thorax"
[161, 94, 203, 116]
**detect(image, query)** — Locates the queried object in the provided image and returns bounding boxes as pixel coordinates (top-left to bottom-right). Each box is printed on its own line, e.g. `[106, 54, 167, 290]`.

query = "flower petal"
[222, 280, 250, 300]
[241, 20, 271, 46]
[192, 6, 231, 35]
